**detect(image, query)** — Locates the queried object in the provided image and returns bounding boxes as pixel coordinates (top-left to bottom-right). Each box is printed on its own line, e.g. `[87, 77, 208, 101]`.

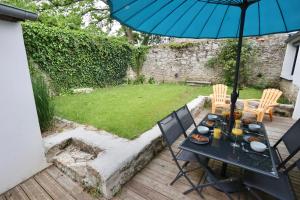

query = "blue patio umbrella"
[107, 0, 300, 130]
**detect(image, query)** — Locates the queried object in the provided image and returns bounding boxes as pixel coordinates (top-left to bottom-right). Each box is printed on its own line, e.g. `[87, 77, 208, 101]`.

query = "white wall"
[281, 43, 296, 80]
[0, 20, 47, 193]
[293, 92, 300, 119]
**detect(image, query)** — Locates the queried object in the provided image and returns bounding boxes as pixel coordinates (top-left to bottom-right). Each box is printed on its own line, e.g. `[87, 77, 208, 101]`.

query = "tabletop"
[179, 113, 279, 178]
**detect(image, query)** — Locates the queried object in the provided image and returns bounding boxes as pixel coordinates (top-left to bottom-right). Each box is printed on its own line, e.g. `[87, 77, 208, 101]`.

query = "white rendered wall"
[0, 20, 47, 193]
[292, 55, 300, 120]
[281, 43, 296, 80]
[293, 92, 300, 119]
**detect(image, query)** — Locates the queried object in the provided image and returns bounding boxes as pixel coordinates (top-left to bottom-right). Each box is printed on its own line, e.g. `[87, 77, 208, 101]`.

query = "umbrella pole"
[229, 4, 247, 132]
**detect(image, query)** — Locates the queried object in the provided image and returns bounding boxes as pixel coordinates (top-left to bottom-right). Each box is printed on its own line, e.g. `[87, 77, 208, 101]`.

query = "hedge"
[23, 22, 138, 93]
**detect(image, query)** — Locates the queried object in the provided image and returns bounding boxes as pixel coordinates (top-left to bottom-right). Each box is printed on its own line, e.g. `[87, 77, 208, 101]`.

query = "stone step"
[186, 80, 211, 86]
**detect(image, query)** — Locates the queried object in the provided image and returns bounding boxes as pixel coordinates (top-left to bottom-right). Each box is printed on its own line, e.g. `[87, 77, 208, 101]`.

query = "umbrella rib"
[111, 0, 139, 15]
[136, 0, 177, 30]
[165, 0, 199, 35]
[149, 0, 188, 33]
[197, 0, 241, 6]
[257, 1, 261, 35]
[123, 0, 158, 23]
[197, 4, 218, 37]
[180, 2, 209, 37]
[216, 5, 229, 38]
[275, 0, 288, 32]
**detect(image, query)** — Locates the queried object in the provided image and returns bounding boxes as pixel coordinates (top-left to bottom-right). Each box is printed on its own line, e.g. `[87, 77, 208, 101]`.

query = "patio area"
[1, 112, 299, 200]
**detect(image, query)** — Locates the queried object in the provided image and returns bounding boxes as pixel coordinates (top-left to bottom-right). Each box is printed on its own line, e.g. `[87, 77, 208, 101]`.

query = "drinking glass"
[213, 128, 222, 139]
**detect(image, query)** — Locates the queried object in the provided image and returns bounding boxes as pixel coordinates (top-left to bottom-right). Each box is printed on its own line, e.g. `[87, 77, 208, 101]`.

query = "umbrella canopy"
[107, 0, 300, 131]
[108, 0, 300, 39]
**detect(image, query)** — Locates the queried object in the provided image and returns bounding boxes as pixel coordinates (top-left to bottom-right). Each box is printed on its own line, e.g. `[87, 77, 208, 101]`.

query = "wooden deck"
[1, 113, 299, 200]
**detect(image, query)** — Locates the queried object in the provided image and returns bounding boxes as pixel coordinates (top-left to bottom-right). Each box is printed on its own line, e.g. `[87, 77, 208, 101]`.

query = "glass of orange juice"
[213, 128, 222, 139]
[231, 128, 243, 148]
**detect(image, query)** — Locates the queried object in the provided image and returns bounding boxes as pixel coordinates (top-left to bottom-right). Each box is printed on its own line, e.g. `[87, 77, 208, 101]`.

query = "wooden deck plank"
[20, 178, 52, 200]
[0, 115, 299, 200]
[34, 171, 75, 200]
[46, 166, 97, 200]
[127, 179, 171, 200]
[115, 186, 146, 200]
[4, 186, 29, 200]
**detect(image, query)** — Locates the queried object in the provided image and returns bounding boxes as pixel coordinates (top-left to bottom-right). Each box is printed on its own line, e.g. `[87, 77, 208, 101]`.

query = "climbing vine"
[23, 22, 142, 93]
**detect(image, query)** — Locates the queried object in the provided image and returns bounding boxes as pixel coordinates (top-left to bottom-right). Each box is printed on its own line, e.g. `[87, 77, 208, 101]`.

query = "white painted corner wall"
[0, 20, 47, 194]
[281, 40, 300, 120]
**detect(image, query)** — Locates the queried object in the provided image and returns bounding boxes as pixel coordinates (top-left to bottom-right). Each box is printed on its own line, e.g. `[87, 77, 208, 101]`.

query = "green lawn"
[54, 84, 264, 139]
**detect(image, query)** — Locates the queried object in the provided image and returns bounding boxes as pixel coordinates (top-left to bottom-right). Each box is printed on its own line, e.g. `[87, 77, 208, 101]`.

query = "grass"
[54, 84, 275, 139]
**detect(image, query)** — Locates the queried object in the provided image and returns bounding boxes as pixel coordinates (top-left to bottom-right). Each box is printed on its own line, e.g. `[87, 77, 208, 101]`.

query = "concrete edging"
[43, 96, 206, 198]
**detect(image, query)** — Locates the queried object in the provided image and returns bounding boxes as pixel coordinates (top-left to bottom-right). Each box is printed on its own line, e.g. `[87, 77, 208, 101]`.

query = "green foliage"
[23, 22, 139, 93]
[133, 75, 146, 85]
[1, 0, 37, 11]
[148, 77, 156, 84]
[131, 46, 149, 76]
[31, 74, 54, 132]
[207, 39, 256, 86]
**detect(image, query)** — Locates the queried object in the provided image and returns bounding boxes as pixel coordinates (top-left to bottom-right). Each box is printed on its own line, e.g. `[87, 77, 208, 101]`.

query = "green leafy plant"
[148, 77, 156, 84]
[133, 75, 146, 84]
[167, 42, 197, 49]
[207, 39, 256, 86]
[131, 46, 149, 76]
[23, 22, 143, 93]
[31, 74, 54, 132]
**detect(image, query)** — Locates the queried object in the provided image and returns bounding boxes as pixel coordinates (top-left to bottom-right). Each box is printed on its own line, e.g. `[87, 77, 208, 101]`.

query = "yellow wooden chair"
[243, 88, 282, 122]
[210, 84, 230, 114]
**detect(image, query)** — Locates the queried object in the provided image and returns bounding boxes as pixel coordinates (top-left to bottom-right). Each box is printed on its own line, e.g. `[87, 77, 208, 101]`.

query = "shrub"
[148, 77, 155, 84]
[31, 74, 54, 132]
[133, 75, 146, 84]
[23, 22, 143, 93]
[206, 39, 256, 87]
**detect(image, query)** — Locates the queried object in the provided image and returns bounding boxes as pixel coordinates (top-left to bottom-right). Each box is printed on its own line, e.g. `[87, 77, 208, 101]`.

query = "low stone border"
[204, 96, 294, 117]
[43, 96, 206, 199]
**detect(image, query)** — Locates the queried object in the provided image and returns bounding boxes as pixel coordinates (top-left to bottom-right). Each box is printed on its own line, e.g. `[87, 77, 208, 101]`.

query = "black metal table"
[179, 114, 279, 199]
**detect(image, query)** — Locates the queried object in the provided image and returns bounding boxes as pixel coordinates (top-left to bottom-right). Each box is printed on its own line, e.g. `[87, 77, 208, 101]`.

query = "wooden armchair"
[210, 84, 230, 113]
[243, 88, 282, 122]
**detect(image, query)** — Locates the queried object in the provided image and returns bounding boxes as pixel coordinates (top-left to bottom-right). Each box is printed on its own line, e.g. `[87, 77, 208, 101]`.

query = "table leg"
[221, 162, 228, 177]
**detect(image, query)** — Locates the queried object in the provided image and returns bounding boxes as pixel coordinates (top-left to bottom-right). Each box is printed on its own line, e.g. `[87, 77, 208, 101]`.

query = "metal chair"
[175, 105, 197, 136]
[243, 119, 300, 200]
[157, 112, 208, 197]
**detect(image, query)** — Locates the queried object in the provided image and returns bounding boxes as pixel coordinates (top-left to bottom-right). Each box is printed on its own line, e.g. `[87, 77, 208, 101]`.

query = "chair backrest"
[212, 84, 228, 104]
[175, 105, 196, 136]
[258, 89, 282, 110]
[157, 112, 185, 147]
[274, 119, 300, 171]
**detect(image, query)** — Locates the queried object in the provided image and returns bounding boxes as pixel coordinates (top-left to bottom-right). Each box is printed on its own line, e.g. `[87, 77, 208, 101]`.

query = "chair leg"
[170, 171, 183, 185]
[183, 174, 204, 198]
[268, 110, 273, 121]
[170, 161, 189, 185]
[246, 186, 263, 200]
[212, 104, 216, 114]
[257, 112, 264, 122]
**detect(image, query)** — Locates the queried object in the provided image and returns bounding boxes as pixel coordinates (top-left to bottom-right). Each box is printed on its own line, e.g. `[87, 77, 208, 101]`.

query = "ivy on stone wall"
[131, 46, 149, 76]
[206, 39, 257, 87]
[23, 22, 138, 93]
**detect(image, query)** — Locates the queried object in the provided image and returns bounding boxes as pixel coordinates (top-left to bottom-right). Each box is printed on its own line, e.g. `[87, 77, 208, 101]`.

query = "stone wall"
[137, 34, 287, 87]
[279, 78, 299, 103]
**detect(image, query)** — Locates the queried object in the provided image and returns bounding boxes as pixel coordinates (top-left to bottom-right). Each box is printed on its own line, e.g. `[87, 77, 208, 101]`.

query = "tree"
[3, 0, 161, 45]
